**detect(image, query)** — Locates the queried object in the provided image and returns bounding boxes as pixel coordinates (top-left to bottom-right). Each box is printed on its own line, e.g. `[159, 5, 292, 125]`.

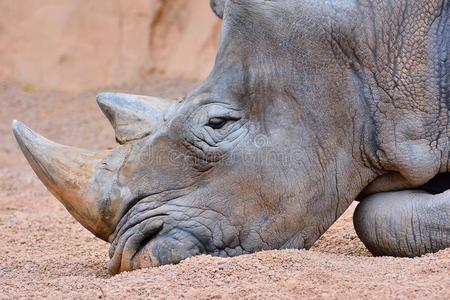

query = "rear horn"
[96, 92, 175, 144]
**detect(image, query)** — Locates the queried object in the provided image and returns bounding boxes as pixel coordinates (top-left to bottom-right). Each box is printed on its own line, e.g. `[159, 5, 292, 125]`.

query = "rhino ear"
[210, 0, 226, 19]
[96, 93, 175, 144]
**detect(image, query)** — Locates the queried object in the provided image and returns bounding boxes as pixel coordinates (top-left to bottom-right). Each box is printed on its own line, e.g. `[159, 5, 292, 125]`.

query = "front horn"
[12, 120, 127, 241]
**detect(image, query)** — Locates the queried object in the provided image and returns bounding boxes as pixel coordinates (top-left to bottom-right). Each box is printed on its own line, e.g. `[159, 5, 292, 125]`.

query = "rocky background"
[0, 0, 220, 92]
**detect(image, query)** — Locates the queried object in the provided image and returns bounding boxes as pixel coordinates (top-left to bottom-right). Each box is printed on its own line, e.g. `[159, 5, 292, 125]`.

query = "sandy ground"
[0, 78, 449, 299]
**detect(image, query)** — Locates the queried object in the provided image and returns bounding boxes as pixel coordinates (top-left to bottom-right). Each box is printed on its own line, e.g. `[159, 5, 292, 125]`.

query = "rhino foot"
[354, 190, 450, 257]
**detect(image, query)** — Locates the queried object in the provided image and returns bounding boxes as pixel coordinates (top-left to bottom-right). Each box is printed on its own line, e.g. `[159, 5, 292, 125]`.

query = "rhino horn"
[96, 93, 174, 144]
[12, 120, 118, 241]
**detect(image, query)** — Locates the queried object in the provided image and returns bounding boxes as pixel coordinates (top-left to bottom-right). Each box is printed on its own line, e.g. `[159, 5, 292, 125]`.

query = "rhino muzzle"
[12, 93, 175, 242]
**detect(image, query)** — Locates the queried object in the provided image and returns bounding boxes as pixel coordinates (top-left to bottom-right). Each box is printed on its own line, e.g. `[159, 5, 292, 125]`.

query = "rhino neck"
[329, 0, 450, 193]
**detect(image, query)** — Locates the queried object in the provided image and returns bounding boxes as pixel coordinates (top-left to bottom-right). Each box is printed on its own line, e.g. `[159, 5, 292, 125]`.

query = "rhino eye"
[206, 117, 228, 129]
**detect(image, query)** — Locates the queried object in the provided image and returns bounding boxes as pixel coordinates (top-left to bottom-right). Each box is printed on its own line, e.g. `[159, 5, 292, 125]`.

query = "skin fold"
[12, 0, 450, 273]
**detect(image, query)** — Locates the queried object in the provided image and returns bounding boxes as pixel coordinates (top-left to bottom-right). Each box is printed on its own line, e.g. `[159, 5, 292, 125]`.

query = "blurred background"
[0, 0, 220, 92]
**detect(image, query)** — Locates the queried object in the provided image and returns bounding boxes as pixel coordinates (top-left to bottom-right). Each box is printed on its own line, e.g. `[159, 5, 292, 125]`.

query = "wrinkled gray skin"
[12, 0, 450, 274]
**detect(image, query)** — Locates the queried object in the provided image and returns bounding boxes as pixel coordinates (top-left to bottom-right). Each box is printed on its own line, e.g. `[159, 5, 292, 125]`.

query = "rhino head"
[13, 0, 448, 273]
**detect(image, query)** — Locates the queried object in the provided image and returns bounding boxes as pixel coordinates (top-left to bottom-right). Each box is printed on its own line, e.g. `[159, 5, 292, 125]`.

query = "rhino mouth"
[106, 183, 254, 273]
[107, 199, 208, 273]
[109, 223, 206, 273]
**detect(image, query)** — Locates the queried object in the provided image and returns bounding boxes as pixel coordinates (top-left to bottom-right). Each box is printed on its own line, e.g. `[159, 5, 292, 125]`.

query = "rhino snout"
[108, 217, 205, 273]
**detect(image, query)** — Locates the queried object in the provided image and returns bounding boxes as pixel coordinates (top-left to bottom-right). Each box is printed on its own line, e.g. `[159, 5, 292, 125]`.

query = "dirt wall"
[0, 0, 221, 92]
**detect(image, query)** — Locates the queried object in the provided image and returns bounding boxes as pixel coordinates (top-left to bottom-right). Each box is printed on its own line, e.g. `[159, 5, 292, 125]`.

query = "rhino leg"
[354, 190, 450, 257]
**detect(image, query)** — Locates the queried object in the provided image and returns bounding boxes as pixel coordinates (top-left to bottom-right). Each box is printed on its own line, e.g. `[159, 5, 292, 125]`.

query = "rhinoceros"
[12, 0, 450, 273]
